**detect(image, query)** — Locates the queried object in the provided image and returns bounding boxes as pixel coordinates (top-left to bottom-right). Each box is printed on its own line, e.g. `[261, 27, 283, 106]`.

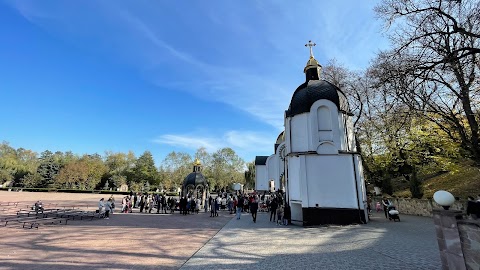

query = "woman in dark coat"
[250, 195, 259, 223]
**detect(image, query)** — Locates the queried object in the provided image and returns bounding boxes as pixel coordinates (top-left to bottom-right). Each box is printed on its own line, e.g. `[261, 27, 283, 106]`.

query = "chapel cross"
[305, 40, 316, 58]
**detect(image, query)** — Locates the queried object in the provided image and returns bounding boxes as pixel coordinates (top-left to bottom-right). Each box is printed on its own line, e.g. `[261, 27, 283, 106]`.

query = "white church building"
[256, 41, 368, 225]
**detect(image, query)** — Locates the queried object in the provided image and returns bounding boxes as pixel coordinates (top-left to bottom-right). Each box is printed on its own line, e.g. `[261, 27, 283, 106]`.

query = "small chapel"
[255, 41, 368, 225]
[182, 159, 208, 207]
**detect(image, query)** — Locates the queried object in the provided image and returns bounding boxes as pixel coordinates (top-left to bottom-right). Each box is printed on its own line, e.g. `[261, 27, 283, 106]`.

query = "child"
[277, 205, 284, 225]
[376, 202, 382, 212]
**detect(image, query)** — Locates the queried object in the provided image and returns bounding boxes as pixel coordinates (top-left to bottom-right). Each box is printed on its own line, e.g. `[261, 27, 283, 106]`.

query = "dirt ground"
[0, 191, 232, 270]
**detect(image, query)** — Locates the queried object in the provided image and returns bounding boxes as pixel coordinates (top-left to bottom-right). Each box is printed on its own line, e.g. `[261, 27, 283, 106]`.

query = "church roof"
[285, 79, 350, 118]
[183, 172, 207, 187]
[255, 156, 269, 165]
[276, 131, 285, 144]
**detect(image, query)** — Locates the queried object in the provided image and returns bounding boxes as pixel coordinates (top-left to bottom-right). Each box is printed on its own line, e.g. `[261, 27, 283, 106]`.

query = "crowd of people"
[95, 190, 291, 224]
[205, 191, 289, 225]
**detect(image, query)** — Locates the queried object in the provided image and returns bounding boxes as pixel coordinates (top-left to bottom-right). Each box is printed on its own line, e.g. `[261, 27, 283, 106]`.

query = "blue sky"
[0, 1, 388, 164]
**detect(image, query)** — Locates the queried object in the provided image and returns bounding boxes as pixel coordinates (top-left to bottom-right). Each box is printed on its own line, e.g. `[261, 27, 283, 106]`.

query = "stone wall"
[458, 220, 480, 270]
[372, 196, 466, 217]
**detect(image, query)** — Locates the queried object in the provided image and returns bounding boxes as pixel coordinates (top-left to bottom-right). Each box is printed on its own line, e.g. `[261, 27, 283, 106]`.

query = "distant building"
[254, 156, 268, 191]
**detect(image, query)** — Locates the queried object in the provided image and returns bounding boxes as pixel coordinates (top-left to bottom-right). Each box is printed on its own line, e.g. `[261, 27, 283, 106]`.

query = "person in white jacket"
[98, 198, 105, 214]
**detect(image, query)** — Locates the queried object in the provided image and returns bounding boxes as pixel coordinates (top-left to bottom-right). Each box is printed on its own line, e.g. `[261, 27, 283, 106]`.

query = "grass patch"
[393, 159, 480, 199]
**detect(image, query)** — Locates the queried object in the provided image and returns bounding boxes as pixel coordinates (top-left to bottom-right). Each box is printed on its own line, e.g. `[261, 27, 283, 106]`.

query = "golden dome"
[193, 158, 201, 166]
[304, 56, 321, 73]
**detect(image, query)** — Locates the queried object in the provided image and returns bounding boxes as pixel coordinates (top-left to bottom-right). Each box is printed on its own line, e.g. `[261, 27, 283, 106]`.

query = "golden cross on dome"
[305, 40, 316, 58]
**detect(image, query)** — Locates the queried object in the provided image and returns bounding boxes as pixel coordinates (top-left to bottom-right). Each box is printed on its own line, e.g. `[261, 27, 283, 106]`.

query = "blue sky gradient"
[0, 1, 388, 164]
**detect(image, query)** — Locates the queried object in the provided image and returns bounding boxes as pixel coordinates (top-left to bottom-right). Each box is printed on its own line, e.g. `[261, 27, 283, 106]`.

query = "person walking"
[250, 195, 259, 223]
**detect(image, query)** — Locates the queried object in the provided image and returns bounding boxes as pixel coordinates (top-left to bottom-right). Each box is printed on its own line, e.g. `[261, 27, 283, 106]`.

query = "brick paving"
[0, 191, 232, 270]
[181, 211, 442, 270]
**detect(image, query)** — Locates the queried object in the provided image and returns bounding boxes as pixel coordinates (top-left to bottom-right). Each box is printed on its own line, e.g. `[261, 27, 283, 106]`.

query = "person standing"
[250, 195, 259, 223]
[236, 196, 244, 220]
[270, 196, 278, 222]
[467, 196, 479, 220]
[109, 195, 115, 214]
[98, 198, 105, 214]
[133, 193, 138, 208]
[104, 199, 112, 219]
[215, 196, 220, 217]
[382, 197, 391, 219]
[156, 195, 162, 214]
[161, 196, 168, 214]
[139, 194, 145, 213]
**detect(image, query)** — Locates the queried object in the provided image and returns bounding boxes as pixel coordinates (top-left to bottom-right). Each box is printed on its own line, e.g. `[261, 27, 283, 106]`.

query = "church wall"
[305, 155, 358, 209]
[287, 155, 302, 202]
[290, 114, 309, 152]
[285, 117, 292, 154]
[353, 154, 367, 210]
[255, 165, 268, 191]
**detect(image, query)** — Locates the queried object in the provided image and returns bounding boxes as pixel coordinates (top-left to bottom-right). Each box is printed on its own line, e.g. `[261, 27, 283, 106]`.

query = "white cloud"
[153, 130, 276, 159]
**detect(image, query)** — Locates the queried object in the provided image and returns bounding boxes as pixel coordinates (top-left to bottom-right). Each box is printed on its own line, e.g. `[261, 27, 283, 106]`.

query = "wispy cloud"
[4, 0, 391, 156]
[153, 130, 276, 159]
[5, 1, 387, 131]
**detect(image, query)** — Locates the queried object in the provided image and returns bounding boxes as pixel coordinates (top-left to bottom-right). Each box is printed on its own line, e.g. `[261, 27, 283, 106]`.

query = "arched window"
[317, 106, 332, 141]
[317, 106, 332, 130]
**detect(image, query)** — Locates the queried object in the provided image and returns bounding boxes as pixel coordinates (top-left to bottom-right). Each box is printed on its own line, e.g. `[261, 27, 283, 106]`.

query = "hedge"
[0, 187, 180, 196]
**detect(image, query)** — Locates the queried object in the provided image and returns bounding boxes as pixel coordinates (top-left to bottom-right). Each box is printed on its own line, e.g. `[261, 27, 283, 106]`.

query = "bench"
[2, 216, 41, 227]
[54, 210, 95, 220]
[23, 217, 68, 229]
[0, 202, 19, 206]
[17, 208, 61, 217]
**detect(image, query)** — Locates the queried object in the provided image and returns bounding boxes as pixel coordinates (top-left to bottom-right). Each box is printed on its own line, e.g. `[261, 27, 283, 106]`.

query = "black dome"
[183, 172, 207, 187]
[286, 80, 350, 117]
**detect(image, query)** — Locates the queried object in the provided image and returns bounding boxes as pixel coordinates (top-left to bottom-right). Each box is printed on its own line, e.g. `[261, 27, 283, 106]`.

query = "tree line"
[0, 142, 250, 192]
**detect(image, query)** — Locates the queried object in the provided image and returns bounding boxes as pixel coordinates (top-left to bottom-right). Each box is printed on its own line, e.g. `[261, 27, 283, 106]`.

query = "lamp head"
[433, 190, 455, 210]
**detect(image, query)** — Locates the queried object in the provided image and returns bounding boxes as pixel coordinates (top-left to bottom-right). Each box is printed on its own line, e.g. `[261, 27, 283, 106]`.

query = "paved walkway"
[181, 211, 441, 270]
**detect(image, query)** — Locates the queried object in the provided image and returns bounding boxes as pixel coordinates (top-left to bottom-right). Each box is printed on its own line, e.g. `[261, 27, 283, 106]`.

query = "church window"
[317, 106, 332, 131]
[317, 106, 333, 142]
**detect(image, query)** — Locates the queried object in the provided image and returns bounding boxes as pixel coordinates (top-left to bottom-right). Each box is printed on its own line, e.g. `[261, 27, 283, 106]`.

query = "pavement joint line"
[179, 214, 236, 269]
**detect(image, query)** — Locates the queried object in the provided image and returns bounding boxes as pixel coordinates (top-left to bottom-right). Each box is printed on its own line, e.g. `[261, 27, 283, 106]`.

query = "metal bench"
[23, 217, 68, 229]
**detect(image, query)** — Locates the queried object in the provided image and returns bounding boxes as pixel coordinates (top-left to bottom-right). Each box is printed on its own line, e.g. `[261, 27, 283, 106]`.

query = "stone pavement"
[180, 211, 442, 270]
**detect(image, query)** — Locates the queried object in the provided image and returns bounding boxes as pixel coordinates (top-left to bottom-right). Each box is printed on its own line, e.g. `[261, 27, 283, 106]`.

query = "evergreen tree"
[37, 150, 60, 188]
[131, 151, 158, 186]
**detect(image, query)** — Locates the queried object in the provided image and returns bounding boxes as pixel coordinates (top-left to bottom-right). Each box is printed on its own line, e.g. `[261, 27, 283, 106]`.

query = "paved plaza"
[181, 211, 441, 270]
[0, 191, 232, 270]
[0, 191, 441, 270]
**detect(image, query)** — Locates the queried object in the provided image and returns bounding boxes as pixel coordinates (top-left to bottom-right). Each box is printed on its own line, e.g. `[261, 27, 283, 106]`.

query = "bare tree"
[373, 0, 480, 161]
